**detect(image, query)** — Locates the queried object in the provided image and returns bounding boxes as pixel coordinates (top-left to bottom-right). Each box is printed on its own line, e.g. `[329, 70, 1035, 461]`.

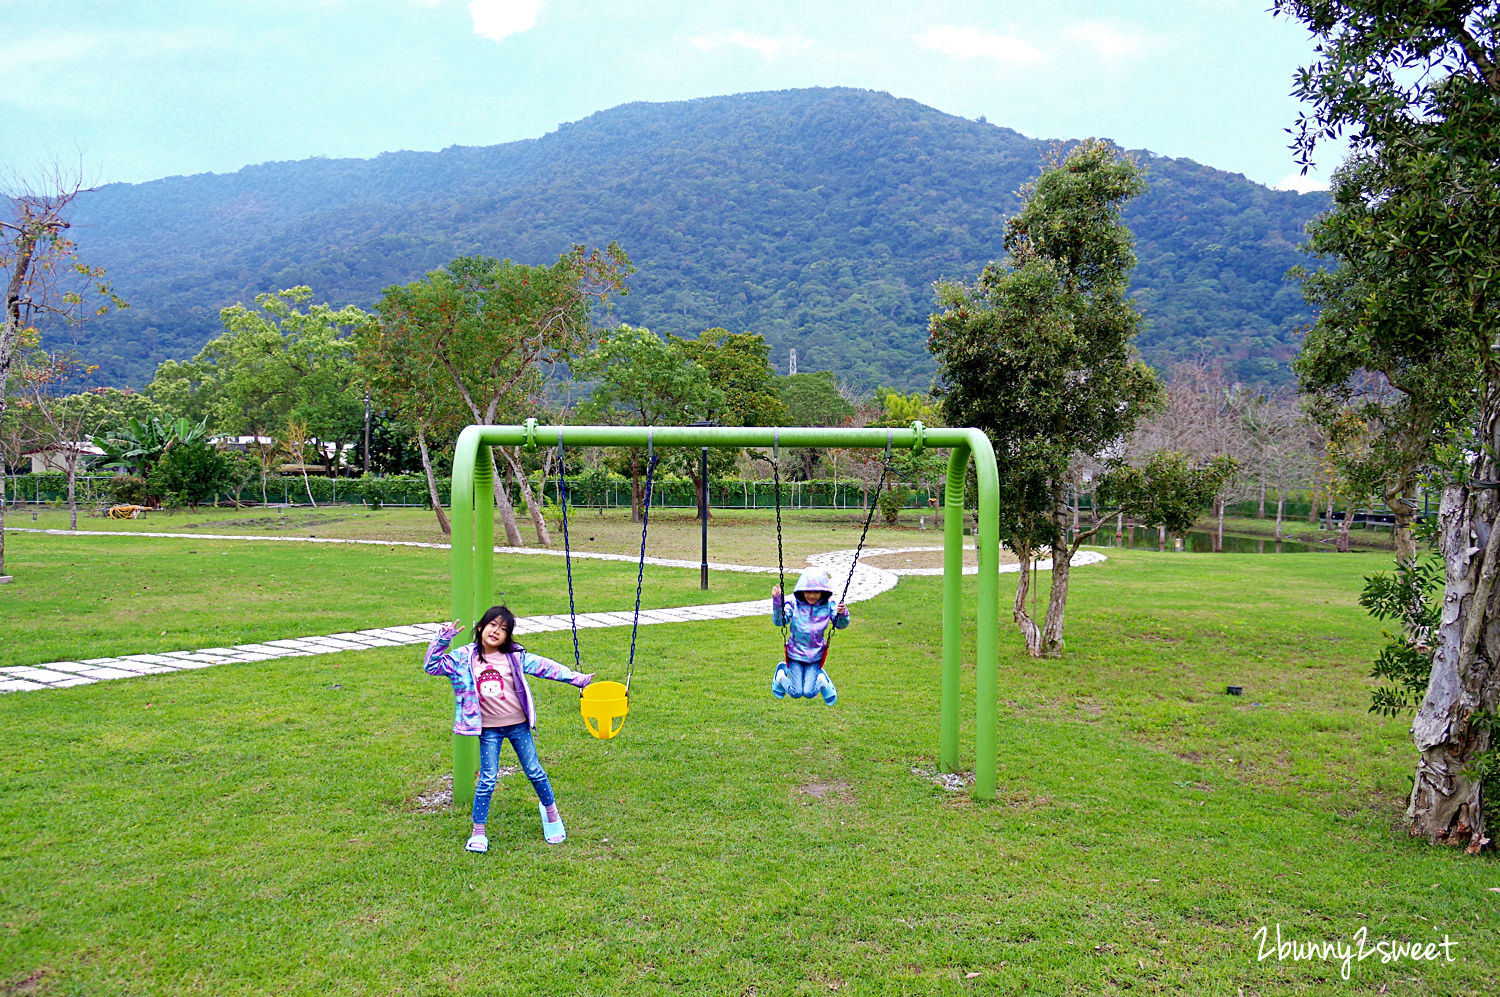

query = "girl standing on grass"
[424, 605, 593, 853]
[770, 566, 849, 705]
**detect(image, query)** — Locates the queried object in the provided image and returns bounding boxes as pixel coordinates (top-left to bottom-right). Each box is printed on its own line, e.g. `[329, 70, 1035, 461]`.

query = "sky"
[3, 0, 1343, 192]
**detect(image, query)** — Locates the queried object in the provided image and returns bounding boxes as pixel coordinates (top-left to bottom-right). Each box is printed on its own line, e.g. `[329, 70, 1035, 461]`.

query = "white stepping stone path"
[0, 530, 1103, 693]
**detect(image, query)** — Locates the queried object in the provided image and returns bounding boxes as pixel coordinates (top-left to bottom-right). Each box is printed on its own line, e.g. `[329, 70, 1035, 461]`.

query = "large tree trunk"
[1385, 472, 1419, 563]
[1337, 504, 1356, 552]
[415, 426, 450, 536]
[489, 450, 524, 546]
[498, 445, 551, 546]
[1012, 547, 1043, 654]
[627, 450, 645, 524]
[1015, 485, 1073, 658]
[1408, 484, 1496, 853]
[1039, 538, 1070, 657]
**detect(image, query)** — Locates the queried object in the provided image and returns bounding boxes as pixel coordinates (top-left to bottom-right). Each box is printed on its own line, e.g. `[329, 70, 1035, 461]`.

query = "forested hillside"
[64, 87, 1325, 390]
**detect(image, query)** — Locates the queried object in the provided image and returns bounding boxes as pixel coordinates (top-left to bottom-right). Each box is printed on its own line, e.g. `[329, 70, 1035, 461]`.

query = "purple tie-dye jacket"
[424, 627, 585, 735]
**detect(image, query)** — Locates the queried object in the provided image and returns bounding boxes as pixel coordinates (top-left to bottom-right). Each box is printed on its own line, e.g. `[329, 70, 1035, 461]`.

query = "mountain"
[63, 87, 1326, 391]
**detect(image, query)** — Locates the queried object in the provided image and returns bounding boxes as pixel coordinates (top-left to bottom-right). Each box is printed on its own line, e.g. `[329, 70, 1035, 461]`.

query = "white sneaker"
[465, 832, 489, 853]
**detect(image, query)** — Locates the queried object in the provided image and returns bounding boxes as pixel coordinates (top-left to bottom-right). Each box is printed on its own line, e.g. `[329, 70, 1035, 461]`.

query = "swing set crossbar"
[449, 422, 1002, 800]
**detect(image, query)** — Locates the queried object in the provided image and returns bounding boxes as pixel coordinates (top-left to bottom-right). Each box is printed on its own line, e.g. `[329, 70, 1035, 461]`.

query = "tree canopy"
[929, 139, 1169, 656]
[1274, 0, 1500, 852]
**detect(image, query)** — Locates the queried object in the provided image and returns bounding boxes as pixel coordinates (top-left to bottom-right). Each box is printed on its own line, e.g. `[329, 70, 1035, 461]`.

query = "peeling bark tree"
[1276, 0, 1499, 851]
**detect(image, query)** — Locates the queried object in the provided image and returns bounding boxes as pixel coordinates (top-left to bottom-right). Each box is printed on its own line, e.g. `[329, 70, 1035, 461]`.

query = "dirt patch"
[195, 513, 355, 532]
[2, 969, 47, 994]
[911, 766, 975, 792]
[797, 780, 855, 804]
[408, 774, 455, 814]
[862, 547, 1020, 571]
[405, 767, 520, 814]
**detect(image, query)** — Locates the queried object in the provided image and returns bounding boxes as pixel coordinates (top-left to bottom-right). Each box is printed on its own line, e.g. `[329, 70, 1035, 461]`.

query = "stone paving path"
[0, 529, 1104, 694]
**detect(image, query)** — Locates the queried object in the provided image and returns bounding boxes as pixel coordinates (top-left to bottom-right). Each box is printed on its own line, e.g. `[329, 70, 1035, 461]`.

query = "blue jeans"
[786, 661, 823, 698]
[473, 723, 554, 825]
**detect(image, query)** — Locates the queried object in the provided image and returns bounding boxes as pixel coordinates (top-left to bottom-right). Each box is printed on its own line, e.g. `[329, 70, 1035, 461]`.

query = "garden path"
[0, 528, 1104, 693]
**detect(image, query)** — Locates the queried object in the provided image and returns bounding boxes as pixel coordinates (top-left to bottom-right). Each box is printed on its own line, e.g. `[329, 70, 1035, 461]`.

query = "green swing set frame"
[447, 419, 1002, 802]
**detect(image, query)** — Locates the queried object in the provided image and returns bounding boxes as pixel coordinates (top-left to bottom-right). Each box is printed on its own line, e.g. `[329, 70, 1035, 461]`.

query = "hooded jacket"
[772, 566, 850, 665]
[424, 627, 585, 735]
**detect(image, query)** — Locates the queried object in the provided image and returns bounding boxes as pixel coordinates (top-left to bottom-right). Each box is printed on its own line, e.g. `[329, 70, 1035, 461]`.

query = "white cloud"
[469, 0, 541, 43]
[0, 27, 232, 73]
[1273, 171, 1330, 193]
[690, 30, 811, 60]
[1064, 21, 1148, 59]
[914, 26, 1044, 65]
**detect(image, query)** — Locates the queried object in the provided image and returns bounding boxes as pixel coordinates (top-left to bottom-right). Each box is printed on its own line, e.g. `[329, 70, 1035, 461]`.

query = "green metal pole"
[448, 427, 482, 814]
[940, 445, 967, 773]
[472, 447, 494, 623]
[966, 429, 1001, 800]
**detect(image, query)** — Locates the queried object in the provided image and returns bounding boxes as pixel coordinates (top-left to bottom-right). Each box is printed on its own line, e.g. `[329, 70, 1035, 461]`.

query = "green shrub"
[877, 483, 912, 525]
[108, 476, 152, 507]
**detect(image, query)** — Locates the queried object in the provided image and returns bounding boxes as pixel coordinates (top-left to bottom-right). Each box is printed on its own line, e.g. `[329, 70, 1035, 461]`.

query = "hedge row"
[2, 472, 931, 510]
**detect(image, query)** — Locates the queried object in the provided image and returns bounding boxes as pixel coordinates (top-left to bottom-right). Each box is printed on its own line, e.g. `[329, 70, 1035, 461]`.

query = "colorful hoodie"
[772, 566, 850, 666]
[424, 627, 586, 735]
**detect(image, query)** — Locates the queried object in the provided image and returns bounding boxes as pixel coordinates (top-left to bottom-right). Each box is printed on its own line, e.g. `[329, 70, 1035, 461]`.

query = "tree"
[149, 438, 235, 510]
[928, 139, 1164, 657]
[866, 389, 948, 513]
[375, 245, 631, 545]
[148, 287, 370, 472]
[279, 419, 318, 507]
[576, 324, 718, 521]
[1240, 392, 1316, 541]
[357, 302, 468, 535]
[1, 176, 123, 580]
[777, 371, 855, 481]
[1132, 361, 1254, 552]
[1274, 0, 1499, 851]
[13, 344, 100, 529]
[669, 327, 786, 519]
[93, 415, 206, 482]
[1293, 155, 1479, 561]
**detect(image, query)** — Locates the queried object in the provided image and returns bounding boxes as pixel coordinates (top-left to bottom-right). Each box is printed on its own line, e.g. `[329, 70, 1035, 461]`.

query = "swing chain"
[753, 433, 790, 648]
[837, 440, 893, 612]
[556, 431, 583, 673]
[625, 436, 658, 693]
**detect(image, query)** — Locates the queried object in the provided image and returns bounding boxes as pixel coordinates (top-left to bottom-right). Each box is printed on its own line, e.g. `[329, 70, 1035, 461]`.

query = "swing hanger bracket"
[908, 420, 926, 454]
[522, 417, 539, 452]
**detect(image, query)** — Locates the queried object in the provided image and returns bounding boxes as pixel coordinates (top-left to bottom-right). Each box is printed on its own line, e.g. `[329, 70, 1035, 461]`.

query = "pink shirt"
[473, 650, 527, 728]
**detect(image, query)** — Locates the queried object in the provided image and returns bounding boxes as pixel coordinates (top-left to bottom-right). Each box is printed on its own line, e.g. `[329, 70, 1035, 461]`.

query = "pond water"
[1080, 527, 1313, 554]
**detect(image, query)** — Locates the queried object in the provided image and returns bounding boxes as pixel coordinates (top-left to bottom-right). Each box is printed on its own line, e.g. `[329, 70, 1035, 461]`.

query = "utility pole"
[789, 348, 797, 376]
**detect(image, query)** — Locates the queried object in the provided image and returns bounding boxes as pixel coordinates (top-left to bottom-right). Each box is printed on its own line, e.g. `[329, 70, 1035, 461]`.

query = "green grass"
[1, 523, 1496, 995]
[8, 502, 964, 565]
[0, 530, 768, 667]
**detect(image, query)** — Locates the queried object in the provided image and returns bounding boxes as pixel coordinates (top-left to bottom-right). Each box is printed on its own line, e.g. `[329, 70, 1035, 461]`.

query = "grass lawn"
[1, 520, 1496, 995]
[0, 529, 768, 668]
[6, 503, 978, 566]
